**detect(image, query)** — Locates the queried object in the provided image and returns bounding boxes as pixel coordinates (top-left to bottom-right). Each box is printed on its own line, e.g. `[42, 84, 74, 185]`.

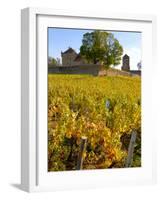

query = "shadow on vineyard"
[48, 74, 141, 171]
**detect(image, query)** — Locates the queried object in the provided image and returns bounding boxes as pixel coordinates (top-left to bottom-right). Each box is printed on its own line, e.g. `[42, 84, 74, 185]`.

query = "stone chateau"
[48, 47, 141, 76]
[61, 47, 87, 66]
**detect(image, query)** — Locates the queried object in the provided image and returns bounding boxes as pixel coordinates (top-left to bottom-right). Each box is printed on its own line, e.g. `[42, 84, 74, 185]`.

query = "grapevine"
[48, 74, 141, 171]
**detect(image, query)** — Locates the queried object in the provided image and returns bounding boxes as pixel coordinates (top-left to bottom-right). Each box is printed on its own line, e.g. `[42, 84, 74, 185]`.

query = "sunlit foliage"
[48, 74, 141, 171]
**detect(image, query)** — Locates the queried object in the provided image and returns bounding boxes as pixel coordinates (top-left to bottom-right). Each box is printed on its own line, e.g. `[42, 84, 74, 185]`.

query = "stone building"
[61, 47, 86, 66]
[121, 54, 141, 76]
[121, 54, 130, 71]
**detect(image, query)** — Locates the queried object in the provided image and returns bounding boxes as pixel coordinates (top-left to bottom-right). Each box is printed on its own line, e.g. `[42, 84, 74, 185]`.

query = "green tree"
[104, 33, 123, 68]
[80, 31, 108, 64]
[48, 57, 61, 67]
[51, 58, 57, 66]
[80, 30, 123, 67]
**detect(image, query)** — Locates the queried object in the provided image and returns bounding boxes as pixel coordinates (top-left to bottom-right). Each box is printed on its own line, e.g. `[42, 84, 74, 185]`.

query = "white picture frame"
[21, 7, 157, 192]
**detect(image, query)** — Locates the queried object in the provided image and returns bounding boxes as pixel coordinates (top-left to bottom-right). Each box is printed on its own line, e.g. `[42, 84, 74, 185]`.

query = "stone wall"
[130, 70, 141, 76]
[98, 68, 132, 76]
[48, 64, 101, 76]
[48, 64, 141, 77]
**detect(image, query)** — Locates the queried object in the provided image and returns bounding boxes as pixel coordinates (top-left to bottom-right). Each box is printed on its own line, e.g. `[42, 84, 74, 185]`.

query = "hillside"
[48, 74, 141, 171]
[99, 67, 141, 77]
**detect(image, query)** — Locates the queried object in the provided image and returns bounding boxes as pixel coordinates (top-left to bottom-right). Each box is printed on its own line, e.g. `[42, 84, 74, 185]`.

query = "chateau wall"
[62, 52, 77, 66]
[48, 64, 101, 76]
[72, 59, 86, 66]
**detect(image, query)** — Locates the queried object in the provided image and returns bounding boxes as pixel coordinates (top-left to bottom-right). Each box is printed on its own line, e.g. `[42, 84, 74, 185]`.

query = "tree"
[104, 33, 123, 68]
[51, 58, 57, 66]
[56, 57, 61, 66]
[80, 30, 123, 67]
[137, 61, 142, 70]
[48, 57, 61, 67]
[80, 31, 108, 64]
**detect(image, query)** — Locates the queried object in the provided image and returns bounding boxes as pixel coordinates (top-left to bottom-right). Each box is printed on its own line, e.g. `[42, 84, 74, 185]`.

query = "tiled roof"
[74, 53, 82, 61]
[62, 47, 76, 54]
[123, 54, 129, 58]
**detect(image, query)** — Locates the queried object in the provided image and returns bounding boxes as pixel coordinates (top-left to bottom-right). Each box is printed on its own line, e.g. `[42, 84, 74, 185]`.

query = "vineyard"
[48, 74, 141, 171]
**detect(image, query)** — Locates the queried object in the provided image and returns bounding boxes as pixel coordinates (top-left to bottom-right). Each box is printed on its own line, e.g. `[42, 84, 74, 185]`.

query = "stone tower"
[121, 54, 130, 71]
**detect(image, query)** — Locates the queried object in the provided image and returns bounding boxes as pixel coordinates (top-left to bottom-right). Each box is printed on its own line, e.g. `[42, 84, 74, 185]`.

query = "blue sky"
[48, 28, 141, 70]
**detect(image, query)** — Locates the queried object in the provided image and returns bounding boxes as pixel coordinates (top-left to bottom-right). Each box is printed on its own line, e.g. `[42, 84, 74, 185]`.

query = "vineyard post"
[105, 99, 110, 109]
[76, 136, 87, 170]
[125, 130, 137, 167]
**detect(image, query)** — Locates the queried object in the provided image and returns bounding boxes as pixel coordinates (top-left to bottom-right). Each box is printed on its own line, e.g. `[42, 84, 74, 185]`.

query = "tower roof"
[62, 47, 77, 54]
[123, 54, 129, 58]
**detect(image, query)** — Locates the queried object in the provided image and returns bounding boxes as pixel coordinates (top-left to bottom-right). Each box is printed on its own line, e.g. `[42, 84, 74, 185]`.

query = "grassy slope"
[48, 74, 141, 171]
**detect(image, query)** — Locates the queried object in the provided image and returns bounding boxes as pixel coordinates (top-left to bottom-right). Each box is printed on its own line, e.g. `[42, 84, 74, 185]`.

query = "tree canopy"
[49, 57, 61, 66]
[80, 30, 123, 67]
[137, 61, 142, 70]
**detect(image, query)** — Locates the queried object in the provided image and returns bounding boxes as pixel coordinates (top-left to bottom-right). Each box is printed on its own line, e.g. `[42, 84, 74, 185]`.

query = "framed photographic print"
[21, 7, 157, 192]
